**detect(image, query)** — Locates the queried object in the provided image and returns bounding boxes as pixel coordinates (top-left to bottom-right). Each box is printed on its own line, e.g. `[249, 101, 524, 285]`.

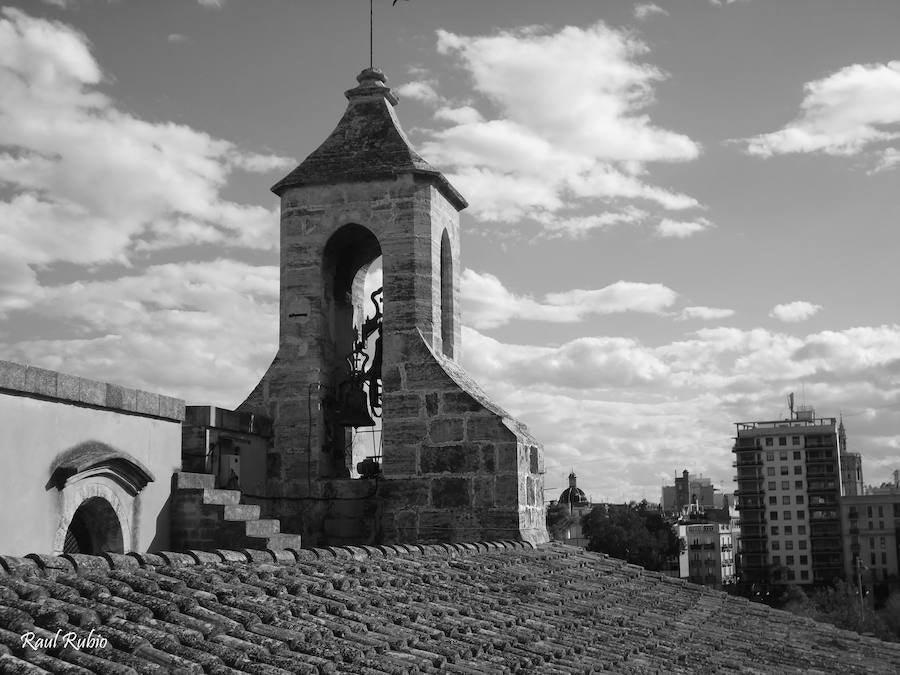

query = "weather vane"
[370, 0, 408, 69]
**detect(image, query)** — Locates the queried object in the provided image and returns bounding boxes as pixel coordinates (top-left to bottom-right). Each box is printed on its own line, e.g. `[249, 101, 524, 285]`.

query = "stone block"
[403, 361, 453, 391]
[56, 372, 80, 401]
[425, 393, 438, 416]
[24, 366, 57, 398]
[385, 417, 425, 445]
[381, 445, 418, 476]
[135, 390, 160, 416]
[77, 377, 107, 406]
[106, 384, 137, 412]
[159, 395, 185, 421]
[441, 391, 482, 414]
[431, 477, 470, 509]
[0, 360, 26, 391]
[529, 445, 541, 474]
[495, 475, 521, 507]
[496, 442, 520, 473]
[383, 392, 423, 419]
[473, 476, 494, 509]
[480, 444, 496, 473]
[427, 417, 464, 443]
[420, 444, 478, 475]
[467, 415, 509, 442]
[378, 478, 430, 507]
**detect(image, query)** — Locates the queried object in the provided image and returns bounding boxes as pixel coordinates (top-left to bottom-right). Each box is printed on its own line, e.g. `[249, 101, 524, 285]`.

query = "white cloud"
[743, 61, 900, 167]
[634, 4, 668, 20]
[396, 80, 442, 105]
[0, 8, 290, 313]
[461, 269, 677, 329]
[657, 217, 713, 238]
[459, 322, 900, 502]
[406, 22, 701, 230]
[197, 0, 224, 8]
[167, 33, 188, 44]
[679, 306, 735, 321]
[770, 300, 822, 323]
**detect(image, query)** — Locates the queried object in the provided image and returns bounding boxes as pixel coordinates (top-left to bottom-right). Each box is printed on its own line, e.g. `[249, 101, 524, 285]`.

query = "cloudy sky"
[2, 0, 899, 502]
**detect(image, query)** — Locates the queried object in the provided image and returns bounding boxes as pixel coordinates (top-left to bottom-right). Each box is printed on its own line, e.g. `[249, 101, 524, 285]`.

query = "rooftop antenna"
[369, 0, 373, 68]
[788, 392, 795, 419]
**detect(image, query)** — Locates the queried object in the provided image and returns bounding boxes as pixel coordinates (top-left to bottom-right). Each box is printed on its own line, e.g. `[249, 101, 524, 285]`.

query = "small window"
[881, 536, 886, 548]
[784, 526, 793, 535]
[769, 496, 777, 505]
[772, 542, 781, 551]
[767, 467, 775, 476]
[797, 511, 806, 520]
[771, 526, 779, 535]
[768, 481, 776, 490]
[781, 466, 789, 475]
[799, 540, 807, 549]
[765, 438, 773, 447]
[792, 436, 800, 446]
[800, 570, 809, 580]
[867, 506, 873, 518]
[794, 466, 802, 475]
[785, 540, 794, 550]
[798, 525, 806, 535]
[780, 451, 788, 461]
[800, 554, 808, 565]
[795, 480, 803, 489]
[882, 551, 888, 565]
[782, 496, 791, 505]
[779, 437, 787, 446]
[796, 495, 804, 505]
[871, 552, 877, 565]
[784, 511, 792, 520]
[870, 536, 875, 548]
[793, 450, 801, 460]
[781, 481, 790, 490]
[770, 511, 778, 521]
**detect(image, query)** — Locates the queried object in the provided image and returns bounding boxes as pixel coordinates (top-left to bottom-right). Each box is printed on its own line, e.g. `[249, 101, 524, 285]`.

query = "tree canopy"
[581, 500, 680, 571]
[545, 502, 577, 541]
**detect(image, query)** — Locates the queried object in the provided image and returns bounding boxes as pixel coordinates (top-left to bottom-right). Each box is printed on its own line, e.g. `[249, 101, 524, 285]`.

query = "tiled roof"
[1, 543, 897, 674]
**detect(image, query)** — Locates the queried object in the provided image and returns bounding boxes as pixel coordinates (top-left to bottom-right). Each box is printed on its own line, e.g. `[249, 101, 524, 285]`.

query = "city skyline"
[1, 1, 899, 501]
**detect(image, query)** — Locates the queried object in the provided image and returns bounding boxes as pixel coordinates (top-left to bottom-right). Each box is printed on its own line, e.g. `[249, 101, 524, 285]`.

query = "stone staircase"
[170, 472, 302, 552]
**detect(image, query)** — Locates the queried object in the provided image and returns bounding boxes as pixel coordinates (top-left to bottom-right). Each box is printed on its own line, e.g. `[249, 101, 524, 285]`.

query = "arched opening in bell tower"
[321, 223, 383, 478]
[440, 229, 454, 358]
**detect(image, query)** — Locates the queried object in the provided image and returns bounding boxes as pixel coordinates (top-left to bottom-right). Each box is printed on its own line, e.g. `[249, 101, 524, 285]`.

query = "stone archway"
[63, 496, 124, 554]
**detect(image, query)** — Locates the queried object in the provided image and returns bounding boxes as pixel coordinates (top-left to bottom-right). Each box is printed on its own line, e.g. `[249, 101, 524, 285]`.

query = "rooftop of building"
[1, 543, 898, 673]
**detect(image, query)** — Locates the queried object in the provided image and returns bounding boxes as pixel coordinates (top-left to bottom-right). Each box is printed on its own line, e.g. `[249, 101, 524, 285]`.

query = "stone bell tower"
[240, 68, 547, 546]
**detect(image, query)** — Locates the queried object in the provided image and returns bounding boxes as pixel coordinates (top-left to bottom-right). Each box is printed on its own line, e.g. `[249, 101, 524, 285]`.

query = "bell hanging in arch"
[335, 377, 376, 428]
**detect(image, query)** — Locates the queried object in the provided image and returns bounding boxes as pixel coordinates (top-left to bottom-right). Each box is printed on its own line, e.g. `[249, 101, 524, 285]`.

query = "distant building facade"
[733, 406, 843, 587]
[677, 520, 737, 587]
[662, 470, 727, 515]
[840, 491, 900, 599]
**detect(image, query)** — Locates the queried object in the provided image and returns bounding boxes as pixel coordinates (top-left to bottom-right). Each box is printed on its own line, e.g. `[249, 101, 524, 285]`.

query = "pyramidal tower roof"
[272, 68, 467, 210]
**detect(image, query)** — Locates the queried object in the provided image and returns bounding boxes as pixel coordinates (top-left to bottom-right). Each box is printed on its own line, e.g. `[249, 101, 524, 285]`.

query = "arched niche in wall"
[47, 441, 155, 555]
[439, 228, 454, 359]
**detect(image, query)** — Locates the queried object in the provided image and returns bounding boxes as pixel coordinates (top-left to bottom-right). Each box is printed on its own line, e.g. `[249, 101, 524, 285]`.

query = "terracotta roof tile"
[1, 544, 899, 673]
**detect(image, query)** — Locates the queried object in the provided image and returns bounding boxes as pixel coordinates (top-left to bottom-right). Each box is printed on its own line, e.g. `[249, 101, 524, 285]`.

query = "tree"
[545, 502, 576, 541]
[581, 501, 680, 571]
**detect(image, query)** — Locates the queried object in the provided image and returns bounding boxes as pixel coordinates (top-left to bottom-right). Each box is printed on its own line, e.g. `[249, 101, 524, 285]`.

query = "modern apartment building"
[733, 406, 843, 587]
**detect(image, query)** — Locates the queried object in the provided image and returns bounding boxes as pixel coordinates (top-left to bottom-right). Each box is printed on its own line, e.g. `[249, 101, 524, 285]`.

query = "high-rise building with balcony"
[733, 406, 843, 587]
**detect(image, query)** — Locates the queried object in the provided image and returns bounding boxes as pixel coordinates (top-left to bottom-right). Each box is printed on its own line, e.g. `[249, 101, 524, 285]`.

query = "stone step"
[222, 504, 261, 521]
[265, 533, 303, 551]
[174, 472, 215, 490]
[201, 489, 241, 506]
[245, 519, 280, 537]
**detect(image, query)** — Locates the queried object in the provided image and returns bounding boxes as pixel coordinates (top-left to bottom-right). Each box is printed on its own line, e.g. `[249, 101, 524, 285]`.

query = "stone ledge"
[0, 359, 185, 422]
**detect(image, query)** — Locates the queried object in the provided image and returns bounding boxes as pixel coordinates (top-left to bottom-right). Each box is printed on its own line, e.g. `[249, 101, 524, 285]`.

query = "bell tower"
[240, 69, 547, 546]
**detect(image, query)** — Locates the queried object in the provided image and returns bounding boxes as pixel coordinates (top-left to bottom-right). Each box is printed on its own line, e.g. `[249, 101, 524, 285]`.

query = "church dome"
[559, 486, 589, 506]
